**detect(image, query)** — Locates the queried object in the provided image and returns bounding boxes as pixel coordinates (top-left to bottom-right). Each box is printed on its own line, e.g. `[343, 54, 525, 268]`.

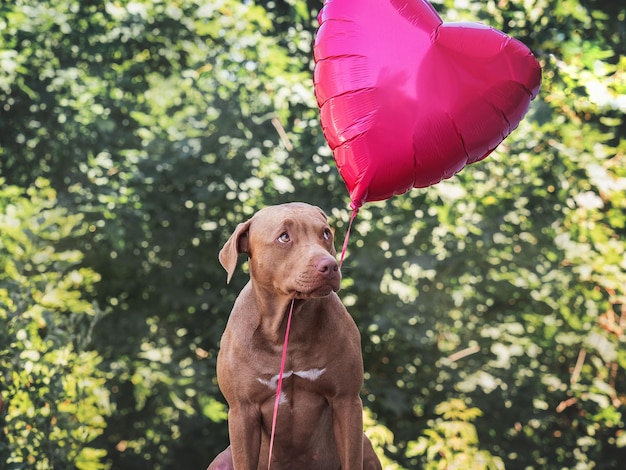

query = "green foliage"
[406, 399, 504, 470]
[2, 0, 314, 466]
[363, 408, 404, 470]
[0, 179, 110, 469]
[1, 0, 625, 468]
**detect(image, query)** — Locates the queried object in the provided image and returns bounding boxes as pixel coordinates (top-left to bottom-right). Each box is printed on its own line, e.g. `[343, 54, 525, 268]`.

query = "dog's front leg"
[228, 405, 261, 469]
[331, 396, 365, 469]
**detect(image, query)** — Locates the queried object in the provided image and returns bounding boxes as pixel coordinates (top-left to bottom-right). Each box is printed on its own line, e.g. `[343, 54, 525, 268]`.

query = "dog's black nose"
[316, 257, 339, 276]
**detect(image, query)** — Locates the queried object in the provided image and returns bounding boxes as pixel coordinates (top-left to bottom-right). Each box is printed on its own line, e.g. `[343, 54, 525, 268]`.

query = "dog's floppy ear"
[218, 219, 252, 284]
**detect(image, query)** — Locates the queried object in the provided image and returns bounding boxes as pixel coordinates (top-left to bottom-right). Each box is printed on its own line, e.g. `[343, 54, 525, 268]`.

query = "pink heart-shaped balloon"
[314, 0, 542, 209]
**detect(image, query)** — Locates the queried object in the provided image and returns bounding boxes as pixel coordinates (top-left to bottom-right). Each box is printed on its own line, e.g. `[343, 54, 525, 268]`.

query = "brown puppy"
[208, 203, 381, 470]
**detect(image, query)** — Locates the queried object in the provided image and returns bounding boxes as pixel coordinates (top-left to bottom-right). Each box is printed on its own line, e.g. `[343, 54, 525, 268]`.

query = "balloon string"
[339, 207, 358, 269]
[267, 297, 295, 470]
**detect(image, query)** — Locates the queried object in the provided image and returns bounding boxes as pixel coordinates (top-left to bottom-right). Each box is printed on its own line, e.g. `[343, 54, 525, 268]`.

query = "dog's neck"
[247, 282, 310, 344]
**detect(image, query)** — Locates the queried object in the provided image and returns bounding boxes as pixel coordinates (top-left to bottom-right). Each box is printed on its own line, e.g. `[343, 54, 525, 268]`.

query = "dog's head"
[219, 202, 341, 298]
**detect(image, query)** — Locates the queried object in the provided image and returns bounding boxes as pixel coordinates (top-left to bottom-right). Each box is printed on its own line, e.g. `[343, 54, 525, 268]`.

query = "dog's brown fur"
[208, 203, 381, 470]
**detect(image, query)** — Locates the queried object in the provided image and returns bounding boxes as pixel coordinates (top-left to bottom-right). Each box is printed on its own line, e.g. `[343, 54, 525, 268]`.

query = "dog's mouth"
[287, 263, 341, 299]
[292, 278, 340, 299]
[305, 284, 337, 298]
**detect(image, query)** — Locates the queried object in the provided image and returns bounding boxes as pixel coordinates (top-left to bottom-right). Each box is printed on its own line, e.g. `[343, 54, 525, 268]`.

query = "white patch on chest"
[293, 368, 326, 381]
[257, 368, 326, 405]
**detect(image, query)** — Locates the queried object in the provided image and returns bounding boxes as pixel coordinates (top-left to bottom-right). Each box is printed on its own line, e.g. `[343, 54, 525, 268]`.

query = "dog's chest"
[255, 367, 328, 406]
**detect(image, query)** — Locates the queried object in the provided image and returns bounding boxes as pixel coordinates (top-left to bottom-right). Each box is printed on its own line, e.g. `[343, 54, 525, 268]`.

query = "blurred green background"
[1, 0, 624, 468]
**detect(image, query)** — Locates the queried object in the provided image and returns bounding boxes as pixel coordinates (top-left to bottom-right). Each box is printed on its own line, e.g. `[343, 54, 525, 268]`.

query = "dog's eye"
[323, 228, 332, 241]
[277, 232, 290, 243]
